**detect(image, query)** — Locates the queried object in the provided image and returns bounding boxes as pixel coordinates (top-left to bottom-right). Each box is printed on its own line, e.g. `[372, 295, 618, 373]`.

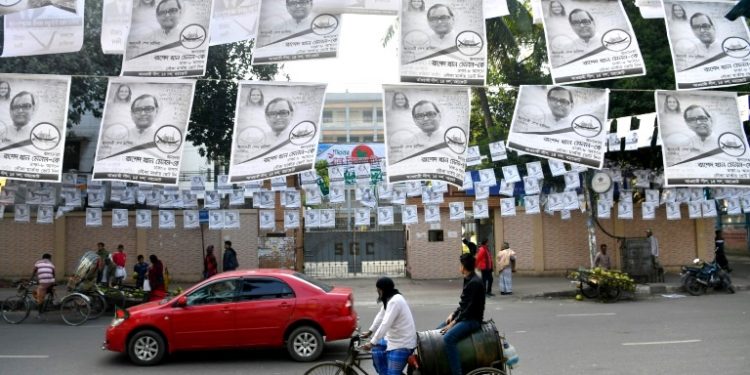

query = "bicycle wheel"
[579, 281, 599, 299]
[87, 293, 107, 320]
[60, 294, 90, 326]
[467, 367, 507, 375]
[598, 286, 621, 303]
[2, 296, 31, 324]
[304, 362, 351, 375]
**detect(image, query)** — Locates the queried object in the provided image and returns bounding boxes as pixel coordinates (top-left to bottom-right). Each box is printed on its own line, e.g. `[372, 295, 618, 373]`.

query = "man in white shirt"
[361, 277, 417, 375]
[546, 86, 574, 130]
[411, 100, 445, 147]
[647, 229, 659, 264]
[426, 4, 456, 50]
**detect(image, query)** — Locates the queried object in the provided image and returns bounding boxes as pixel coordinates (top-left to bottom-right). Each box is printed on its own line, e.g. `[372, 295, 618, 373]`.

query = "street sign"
[199, 209, 209, 224]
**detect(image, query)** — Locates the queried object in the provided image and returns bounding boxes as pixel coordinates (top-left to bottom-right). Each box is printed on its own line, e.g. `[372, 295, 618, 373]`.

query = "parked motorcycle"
[680, 258, 735, 296]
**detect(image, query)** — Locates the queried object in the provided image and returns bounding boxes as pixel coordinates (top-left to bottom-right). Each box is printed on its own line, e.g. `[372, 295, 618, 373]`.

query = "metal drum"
[416, 320, 504, 375]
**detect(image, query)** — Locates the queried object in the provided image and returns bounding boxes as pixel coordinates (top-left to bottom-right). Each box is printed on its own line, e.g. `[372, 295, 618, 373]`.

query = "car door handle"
[279, 302, 291, 309]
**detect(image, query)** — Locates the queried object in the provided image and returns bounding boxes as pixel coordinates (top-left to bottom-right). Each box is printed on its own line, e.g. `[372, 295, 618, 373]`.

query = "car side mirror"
[174, 296, 187, 308]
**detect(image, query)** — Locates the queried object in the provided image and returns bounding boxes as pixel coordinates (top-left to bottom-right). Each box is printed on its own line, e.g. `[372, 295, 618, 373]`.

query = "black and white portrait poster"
[355, 207, 370, 226]
[500, 197, 516, 216]
[473, 199, 488, 218]
[525, 194, 540, 214]
[209, 0, 259, 46]
[159, 209, 175, 228]
[484, 0, 509, 18]
[377, 206, 394, 225]
[402, 204, 418, 224]
[224, 209, 240, 229]
[688, 200, 702, 218]
[183, 209, 199, 228]
[253, 0, 342, 64]
[14, 203, 29, 222]
[304, 208, 319, 227]
[209, 209, 225, 229]
[101, 0, 132, 54]
[0, 74, 70, 182]
[86, 207, 103, 227]
[383, 85, 470, 187]
[489, 140, 507, 161]
[36, 205, 52, 224]
[93, 79, 196, 185]
[136, 209, 151, 228]
[316, 0, 398, 14]
[540, 0, 645, 84]
[123, 0, 212, 77]
[656, 90, 750, 186]
[229, 81, 326, 182]
[284, 209, 300, 229]
[663, 0, 750, 89]
[666, 201, 682, 220]
[424, 204, 440, 223]
[400, 0, 487, 85]
[449, 201, 465, 220]
[507, 85, 609, 169]
[319, 208, 335, 227]
[2, 0, 83, 57]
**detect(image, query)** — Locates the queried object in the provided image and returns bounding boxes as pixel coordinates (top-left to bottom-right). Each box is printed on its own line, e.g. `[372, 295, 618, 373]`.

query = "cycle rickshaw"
[305, 320, 514, 375]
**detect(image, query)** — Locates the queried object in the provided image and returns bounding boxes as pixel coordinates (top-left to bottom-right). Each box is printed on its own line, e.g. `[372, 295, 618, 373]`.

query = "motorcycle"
[680, 258, 735, 296]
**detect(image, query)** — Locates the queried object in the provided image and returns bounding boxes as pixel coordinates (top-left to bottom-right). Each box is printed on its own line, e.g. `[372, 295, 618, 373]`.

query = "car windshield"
[293, 272, 333, 292]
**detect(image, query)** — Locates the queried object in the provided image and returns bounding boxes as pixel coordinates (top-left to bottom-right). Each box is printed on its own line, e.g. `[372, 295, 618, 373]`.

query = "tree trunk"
[475, 87, 494, 138]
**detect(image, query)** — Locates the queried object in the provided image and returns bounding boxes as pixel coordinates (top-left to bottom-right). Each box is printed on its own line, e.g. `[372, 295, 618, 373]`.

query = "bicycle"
[1, 280, 91, 326]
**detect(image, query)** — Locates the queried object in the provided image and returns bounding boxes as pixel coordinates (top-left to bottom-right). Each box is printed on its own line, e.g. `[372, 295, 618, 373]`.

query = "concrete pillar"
[532, 214, 544, 273]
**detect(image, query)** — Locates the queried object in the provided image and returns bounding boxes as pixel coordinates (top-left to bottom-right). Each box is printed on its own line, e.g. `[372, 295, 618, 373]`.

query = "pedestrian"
[714, 230, 731, 272]
[204, 245, 218, 279]
[593, 244, 611, 269]
[95, 242, 113, 286]
[147, 254, 167, 301]
[112, 244, 127, 286]
[133, 255, 149, 289]
[31, 253, 55, 308]
[360, 277, 417, 375]
[436, 253, 485, 375]
[475, 239, 494, 296]
[222, 240, 238, 271]
[646, 229, 659, 267]
[462, 237, 477, 256]
[496, 242, 516, 295]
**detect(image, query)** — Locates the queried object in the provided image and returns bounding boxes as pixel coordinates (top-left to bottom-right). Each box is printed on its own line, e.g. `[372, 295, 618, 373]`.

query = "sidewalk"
[1, 253, 747, 303]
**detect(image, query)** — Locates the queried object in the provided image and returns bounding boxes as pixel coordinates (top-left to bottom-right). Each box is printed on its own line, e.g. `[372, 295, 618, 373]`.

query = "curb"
[540, 283, 748, 299]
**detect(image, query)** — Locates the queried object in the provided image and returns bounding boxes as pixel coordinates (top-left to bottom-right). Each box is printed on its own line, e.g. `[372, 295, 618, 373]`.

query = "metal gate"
[304, 229, 406, 279]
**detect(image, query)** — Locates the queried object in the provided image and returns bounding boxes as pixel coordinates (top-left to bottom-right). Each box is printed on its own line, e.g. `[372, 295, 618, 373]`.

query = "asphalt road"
[1, 291, 748, 375]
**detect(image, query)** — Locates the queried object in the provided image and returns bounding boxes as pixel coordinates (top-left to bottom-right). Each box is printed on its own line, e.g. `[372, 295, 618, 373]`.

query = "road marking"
[556, 313, 616, 317]
[622, 339, 701, 346]
[0, 355, 50, 359]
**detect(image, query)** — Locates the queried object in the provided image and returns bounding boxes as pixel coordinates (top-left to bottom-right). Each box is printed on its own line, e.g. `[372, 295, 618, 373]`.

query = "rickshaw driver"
[31, 253, 56, 306]
[436, 253, 486, 375]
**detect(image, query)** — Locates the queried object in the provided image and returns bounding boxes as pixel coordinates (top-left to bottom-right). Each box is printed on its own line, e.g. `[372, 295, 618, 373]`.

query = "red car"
[103, 269, 357, 366]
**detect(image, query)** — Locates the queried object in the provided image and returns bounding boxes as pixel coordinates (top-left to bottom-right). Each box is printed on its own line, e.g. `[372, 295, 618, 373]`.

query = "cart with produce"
[67, 251, 148, 319]
[568, 267, 636, 303]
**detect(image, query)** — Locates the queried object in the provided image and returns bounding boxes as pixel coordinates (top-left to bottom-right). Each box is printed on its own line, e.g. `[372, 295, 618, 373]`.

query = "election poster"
[663, 0, 750, 89]
[14, 203, 29, 222]
[484, 0, 509, 19]
[540, 0, 645, 84]
[656, 90, 750, 186]
[635, 0, 664, 19]
[2, 0, 83, 57]
[209, 0, 259, 46]
[449, 201, 465, 220]
[507, 85, 609, 169]
[525, 194, 540, 214]
[93, 78, 196, 185]
[400, 0, 487, 85]
[253, 0, 342, 64]
[0, 74, 70, 182]
[316, 0, 399, 14]
[402, 204, 418, 224]
[383, 85, 470, 187]
[0, 0, 76, 16]
[355, 207, 371, 226]
[122, 0, 212, 77]
[377, 206, 394, 225]
[284, 209, 300, 229]
[101, 0, 132, 54]
[229, 81, 326, 182]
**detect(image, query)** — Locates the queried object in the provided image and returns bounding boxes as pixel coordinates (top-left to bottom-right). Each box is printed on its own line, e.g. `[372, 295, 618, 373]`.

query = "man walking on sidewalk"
[476, 239, 494, 296]
[496, 242, 516, 295]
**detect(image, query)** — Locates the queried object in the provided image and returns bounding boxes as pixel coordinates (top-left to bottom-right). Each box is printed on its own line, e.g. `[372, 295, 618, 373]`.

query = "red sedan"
[103, 269, 357, 365]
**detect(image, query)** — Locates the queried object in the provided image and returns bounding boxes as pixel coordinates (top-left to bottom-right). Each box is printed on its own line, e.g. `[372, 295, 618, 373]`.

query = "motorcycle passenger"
[361, 277, 417, 375]
[437, 253, 486, 375]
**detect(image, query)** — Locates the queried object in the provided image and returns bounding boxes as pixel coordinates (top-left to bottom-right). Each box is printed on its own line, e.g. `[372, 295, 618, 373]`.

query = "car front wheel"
[127, 330, 166, 366]
[287, 326, 324, 362]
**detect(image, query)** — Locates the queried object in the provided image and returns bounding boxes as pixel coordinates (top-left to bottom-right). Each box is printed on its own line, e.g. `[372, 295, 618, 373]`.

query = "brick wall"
[500, 212, 536, 271]
[405, 207, 463, 279]
[0, 218, 55, 279]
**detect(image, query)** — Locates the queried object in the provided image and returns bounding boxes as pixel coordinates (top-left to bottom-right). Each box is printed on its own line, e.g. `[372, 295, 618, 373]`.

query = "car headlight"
[110, 307, 130, 327]
[110, 317, 126, 328]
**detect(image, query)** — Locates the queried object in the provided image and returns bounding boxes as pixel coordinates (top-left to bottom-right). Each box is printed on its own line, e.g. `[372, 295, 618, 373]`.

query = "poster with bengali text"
[209, 0, 259, 46]
[2, 0, 83, 57]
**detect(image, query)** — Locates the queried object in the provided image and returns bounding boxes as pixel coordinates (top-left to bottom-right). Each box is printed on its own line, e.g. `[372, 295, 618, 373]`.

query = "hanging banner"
[209, 0, 259, 46]
[377, 206, 394, 225]
[101, 0, 133, 54]
[484, 0, 509, 19]
[525, 194, 540, 214]
[183, 209, 199, 228]
[383, 84, 470, 187]
[316, 0, 399, 14]
[507, 85, 609, 169]
[229, 81, 325, 182]
[0, 74, 70, 182]
[122, 0, 212, 77]
[635, 0, 664, 19]
[400, 0, 487, 85]
[253, 0, 342, 64]
[402, 204, 418, 224]
[86, 207, 103, 227]
[0, 0, 77, 16]
[449, 201, 465, 220]
[2, 0, 83, 57]
[284, 209, 300, 229]
[663, 0, 750, 89]
[93, 78, 196, 185]
[656, 90, 750, 186]
[540, 0, 645, 84]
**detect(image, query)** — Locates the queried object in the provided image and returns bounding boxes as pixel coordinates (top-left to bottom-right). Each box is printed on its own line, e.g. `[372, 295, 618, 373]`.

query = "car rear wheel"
[287, 326, 324, 362]
[127, 330, 166, 366]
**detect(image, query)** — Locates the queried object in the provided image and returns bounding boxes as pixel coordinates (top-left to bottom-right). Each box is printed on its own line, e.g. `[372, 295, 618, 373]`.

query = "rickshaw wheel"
[467, 367, 507, 374]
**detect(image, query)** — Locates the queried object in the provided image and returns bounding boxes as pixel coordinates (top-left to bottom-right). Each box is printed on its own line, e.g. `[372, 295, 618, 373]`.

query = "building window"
[428, 230, 444, 242]
[376, 109, 383, 122]
[363, 109, 373, 123]
[361, 135, 374, 142]
[337, 136, 348, 143]
[322, 110, 333, 123]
